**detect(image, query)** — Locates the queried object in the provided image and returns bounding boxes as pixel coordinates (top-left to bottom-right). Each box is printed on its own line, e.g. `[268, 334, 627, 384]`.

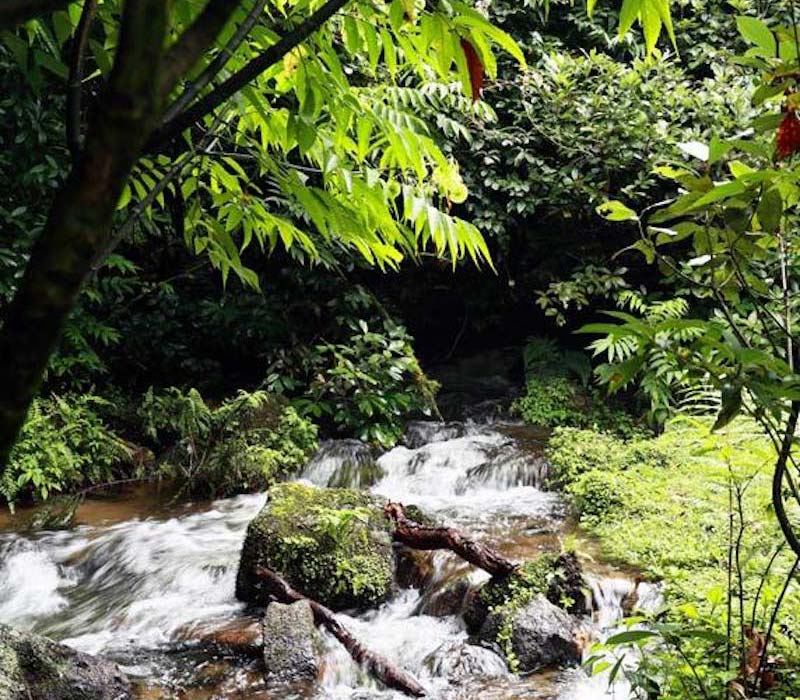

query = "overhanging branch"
[149, 0, 351, 148]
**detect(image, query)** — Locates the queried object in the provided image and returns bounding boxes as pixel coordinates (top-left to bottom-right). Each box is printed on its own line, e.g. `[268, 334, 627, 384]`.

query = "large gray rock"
[262, 601, 320, 683]
[478, 594, 581, 673]
[0, 623, 132, 700]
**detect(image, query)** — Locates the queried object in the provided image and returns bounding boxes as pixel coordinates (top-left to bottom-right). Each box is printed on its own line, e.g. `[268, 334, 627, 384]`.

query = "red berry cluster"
[777, 108, 800, 159]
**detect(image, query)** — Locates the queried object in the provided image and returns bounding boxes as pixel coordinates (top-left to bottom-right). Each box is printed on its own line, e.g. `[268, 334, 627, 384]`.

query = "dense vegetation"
[3, 0, 800, 697]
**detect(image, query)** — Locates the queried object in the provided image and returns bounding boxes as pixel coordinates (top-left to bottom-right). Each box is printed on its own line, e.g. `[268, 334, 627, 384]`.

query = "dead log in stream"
[254, 565, 427, 698]
[383, 501, 518, 578]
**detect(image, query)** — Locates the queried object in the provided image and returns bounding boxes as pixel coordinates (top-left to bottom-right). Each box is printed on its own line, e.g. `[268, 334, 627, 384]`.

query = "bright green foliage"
[550, 418, 800, 697]
[3, 396, 133, 506]
[140, 388, 318, 497]
[512, 339, 643, 436]
[268, 318, 439, 446]
[236, 482, 393, 609]
[512, 376, 588, 428]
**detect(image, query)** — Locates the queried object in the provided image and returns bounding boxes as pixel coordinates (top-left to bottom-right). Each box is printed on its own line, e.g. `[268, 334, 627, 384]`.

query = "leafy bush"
[139, 388, 318, 498]
[268, 318, 439, 447]
[512, 374, 644, 438]
[3, 395, 133, 506]
[546, 426, 669, 487]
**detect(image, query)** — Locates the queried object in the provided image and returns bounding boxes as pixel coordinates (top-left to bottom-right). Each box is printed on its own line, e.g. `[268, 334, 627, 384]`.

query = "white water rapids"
[0, 422, 656, 699]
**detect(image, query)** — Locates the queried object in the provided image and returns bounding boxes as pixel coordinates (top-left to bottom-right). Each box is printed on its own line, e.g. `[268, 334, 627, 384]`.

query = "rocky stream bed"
[0, 411, 659, 699]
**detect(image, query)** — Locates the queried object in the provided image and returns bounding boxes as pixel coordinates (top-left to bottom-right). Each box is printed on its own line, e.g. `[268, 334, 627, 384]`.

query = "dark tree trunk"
[383, 502, 518, 578]
[0, 0, 169, 469]
[254, 566, 427, 698]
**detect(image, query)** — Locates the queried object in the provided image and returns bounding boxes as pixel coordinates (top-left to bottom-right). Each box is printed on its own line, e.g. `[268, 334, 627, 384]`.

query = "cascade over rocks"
[236, 483, 394, 610]
[0, 623, 132, 700]
[261, 601, 321, 683]
[302, 439, 383, 489]
[403, 421, 465, 449]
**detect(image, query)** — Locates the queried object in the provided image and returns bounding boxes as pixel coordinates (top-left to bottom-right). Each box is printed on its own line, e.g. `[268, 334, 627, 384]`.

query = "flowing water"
[0, 419, 657, 699]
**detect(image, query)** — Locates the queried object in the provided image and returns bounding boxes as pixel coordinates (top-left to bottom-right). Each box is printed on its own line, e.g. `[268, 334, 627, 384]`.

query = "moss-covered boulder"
[235, 483, 393, 610]
[463, 553, 588, 672]
[0, 623, 132, 700]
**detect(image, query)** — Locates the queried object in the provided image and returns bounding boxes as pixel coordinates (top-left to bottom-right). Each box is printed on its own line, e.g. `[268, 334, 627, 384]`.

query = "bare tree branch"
[162, 0, 268, 125]
[160, 0, 244, 97]
[255, 566, 427, 697]
[66, 0, 98, 160]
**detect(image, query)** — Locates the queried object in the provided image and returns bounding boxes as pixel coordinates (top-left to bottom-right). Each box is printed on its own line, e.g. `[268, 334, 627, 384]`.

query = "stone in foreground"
[262, 601, 320, 683]
[0, 623, 132, 700]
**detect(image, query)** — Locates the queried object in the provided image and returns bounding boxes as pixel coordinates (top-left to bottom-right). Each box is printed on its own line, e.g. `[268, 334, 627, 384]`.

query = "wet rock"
[403, 422, 465, 449]
[261, 601, 320, 683]
[191, 617, 262, 658]
[0, 623, 132, 699]
[478, 594, 582, 672]
[547, 552, 590, 616]
[236, 483, 393, 610]
[463, 553, 590, 634]
[414, 574, 473, 618]
[422, 640, 507, 680]
[302, 440, 383, 489]
[394, 547, 435, 590]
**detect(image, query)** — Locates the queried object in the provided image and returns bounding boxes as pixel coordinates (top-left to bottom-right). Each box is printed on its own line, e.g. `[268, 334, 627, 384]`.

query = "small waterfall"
[403, 421, 466, 449]
[302, 439, 383, 489]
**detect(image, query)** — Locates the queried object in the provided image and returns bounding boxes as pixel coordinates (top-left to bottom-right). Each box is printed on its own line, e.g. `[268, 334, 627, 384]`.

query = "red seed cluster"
[460, 38, 484, 103]
[777, 109, 800, 159]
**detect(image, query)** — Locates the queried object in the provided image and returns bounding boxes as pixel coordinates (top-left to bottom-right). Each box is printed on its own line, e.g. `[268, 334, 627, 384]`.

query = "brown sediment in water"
[0, 482, 218, 533]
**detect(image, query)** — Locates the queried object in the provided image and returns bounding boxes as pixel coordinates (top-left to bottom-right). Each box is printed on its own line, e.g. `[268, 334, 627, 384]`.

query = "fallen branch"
[383, 502, 518, 578]
[254, 565, 426, 698]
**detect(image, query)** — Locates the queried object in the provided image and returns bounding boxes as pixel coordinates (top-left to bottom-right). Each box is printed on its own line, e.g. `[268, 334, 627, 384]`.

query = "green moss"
[547, 417, 800, 687]
[236, 483, 393, 610]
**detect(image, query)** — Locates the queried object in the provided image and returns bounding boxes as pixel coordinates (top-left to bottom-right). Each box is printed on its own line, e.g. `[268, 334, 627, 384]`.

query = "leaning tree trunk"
[0, 0, 169, 469]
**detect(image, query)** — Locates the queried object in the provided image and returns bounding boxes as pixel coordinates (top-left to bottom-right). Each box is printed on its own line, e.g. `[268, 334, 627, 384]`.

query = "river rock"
[303, 440, 383, 489]
[0, 623, 132, 700]
[236, 482, 393, 610]
[422, 640, 507, 680]
[478, 594, 582, 672]
[262, 601, 320, 683]
[414, 574, 473, 617]
[403, 421, 465, 449]
[394, 547, 435, 590]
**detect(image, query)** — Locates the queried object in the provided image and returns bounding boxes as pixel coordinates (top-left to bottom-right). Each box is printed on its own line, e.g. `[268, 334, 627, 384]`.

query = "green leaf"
[597, 200, 638, 222]
[605, 630, 657, 645]
[736, 16, 776, 56]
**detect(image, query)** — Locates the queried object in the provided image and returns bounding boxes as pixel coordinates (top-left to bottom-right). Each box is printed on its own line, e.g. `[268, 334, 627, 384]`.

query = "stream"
[0, 418, 657, 699]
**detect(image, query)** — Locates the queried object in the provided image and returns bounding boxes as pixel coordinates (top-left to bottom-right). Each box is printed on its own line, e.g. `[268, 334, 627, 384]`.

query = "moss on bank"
[236, 482, 393, 610]
[546, 418, 800, 688]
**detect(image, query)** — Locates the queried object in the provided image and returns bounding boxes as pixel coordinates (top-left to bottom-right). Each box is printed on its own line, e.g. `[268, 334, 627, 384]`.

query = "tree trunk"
[0, 0, 168, 468]
[254, 566, 427, 697]
[383, 502, 518, 578]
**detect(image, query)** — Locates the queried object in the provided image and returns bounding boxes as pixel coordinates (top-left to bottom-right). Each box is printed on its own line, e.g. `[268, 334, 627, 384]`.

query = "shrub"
[546, 426, 669, 487]
[268, 318, 439, 447]
[139, 388, 318, 498]
[3, 395, 133, 506]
